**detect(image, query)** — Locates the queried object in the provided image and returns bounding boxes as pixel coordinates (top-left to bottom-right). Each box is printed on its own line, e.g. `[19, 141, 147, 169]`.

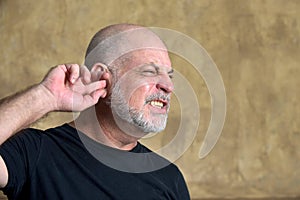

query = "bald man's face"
[110, 49, 174, 134]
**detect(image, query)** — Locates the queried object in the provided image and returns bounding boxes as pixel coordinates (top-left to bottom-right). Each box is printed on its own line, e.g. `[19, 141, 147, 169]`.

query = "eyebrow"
[148, 62, 174, 74]
[168, 69, 174, 74]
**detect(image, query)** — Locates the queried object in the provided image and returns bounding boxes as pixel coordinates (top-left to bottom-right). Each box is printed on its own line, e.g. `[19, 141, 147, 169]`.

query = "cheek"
[128, 84, 153, 107]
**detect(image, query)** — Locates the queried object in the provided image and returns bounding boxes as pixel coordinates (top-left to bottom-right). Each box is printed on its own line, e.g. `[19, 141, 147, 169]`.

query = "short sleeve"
[0, 128, 42, 198]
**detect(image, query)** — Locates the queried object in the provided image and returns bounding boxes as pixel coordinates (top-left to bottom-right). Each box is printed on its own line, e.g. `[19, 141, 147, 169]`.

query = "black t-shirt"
[0, 124, 190, 200]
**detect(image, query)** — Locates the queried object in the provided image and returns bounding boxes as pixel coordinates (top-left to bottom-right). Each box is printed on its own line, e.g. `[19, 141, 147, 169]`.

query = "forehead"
[117, 49, 172, 73]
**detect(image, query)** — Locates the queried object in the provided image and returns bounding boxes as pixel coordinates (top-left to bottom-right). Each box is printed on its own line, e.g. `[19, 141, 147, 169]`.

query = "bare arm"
[0, 84, 55, 144]
[0, 63, 109, 188]
[0, 84, 57, 188]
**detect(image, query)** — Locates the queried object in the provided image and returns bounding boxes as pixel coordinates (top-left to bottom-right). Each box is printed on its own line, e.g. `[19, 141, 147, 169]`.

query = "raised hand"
[41, 63, 110, 112]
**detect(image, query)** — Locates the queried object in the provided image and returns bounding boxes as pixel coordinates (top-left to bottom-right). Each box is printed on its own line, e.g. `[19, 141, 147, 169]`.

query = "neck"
[69, 103, 143, 151]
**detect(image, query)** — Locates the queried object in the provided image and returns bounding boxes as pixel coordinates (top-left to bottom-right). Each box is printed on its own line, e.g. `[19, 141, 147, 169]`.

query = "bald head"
[84, 24, 168, 69]
[85, 24, 142, 58]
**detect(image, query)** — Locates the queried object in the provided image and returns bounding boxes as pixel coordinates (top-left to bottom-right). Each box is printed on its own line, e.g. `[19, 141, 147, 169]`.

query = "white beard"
[108, 80, 168, 133]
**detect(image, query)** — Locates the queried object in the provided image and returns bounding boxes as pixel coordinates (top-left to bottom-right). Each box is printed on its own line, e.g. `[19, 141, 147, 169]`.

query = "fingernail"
[71, 77, 76, 83]
[101, 91, 107, 98]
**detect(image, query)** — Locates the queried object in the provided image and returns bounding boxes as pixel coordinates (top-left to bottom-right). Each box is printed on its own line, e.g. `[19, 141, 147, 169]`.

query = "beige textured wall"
[1, 0, 300, 199]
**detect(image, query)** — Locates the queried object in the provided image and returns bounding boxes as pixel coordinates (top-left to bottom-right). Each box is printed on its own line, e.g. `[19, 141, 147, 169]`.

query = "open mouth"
[148, 99, 167, 109]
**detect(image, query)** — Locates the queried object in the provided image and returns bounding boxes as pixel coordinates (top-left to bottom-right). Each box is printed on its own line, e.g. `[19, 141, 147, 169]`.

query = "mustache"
[145, 93, 171, 104]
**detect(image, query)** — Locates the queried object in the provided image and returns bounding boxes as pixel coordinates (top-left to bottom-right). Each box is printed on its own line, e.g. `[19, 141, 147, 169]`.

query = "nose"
[156, 77, 174, 94]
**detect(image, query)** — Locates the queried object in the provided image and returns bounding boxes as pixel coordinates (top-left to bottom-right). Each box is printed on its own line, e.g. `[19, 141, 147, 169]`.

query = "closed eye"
[143, 70, 157, 76]
[168, 69, 174, 79]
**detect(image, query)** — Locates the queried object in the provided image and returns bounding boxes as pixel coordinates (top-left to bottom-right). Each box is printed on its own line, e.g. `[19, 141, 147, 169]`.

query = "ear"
[91, 62, 109, 73]
[90, 63, 112, 94]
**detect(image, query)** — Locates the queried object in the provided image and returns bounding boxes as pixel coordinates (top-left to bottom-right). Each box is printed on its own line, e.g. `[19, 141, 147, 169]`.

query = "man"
[0, 24, 190, 199]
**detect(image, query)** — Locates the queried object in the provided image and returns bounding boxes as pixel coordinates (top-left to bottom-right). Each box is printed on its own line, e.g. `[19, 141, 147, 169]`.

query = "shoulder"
[1, 128, 44, 150]
[137, 144, 190, 198]
[2, 123, 78, 149]
[42, 123, 79, 140]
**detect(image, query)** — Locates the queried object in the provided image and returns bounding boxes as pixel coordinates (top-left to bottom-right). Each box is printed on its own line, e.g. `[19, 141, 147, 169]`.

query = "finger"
[100, 90, 107, 98]
[101, 72, 112, 91]
[92, 89, 107, 101]
[84, 80, 107, 95]
[80, 89, 107, 109]
[66, 64, 80, 84]
[80, 65, 91, 84]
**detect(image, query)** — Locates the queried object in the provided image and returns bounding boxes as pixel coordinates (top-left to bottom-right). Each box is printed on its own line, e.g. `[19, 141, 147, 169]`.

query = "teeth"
[150, 101, 164, 108]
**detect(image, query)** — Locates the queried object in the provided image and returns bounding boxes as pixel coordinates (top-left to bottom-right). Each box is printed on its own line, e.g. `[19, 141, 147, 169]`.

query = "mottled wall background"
[0, 0, 300, 199]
